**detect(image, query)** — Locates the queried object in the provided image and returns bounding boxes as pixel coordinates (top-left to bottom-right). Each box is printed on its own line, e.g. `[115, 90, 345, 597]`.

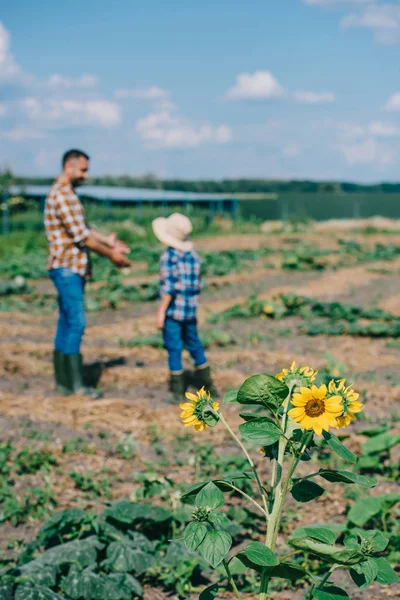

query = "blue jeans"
[163, 317, 207, 373]
[49, 268, 86, 355]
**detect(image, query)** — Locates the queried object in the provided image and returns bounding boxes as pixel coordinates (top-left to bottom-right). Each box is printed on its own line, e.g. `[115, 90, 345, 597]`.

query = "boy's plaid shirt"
[44, 180, 91, 277]
[160, 247, 202, 321]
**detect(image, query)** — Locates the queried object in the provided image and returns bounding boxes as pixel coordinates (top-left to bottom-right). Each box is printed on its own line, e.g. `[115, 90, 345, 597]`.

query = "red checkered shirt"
[44, 179, 91, 277]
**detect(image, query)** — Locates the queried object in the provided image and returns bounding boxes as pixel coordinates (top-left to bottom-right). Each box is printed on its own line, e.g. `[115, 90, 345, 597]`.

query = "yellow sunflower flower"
[288, 384, 343, 436]
[328, 378, 363, 429]
[276, 361, 318, 389]
[179, 387, 219, 432]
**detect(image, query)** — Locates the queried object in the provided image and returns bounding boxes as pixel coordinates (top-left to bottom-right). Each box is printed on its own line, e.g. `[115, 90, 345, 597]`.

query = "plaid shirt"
[160, 247, 202, 321]
[44, 179, 91, 278]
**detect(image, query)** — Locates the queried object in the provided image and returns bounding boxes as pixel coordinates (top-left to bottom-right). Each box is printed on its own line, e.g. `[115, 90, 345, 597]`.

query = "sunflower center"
[305, 398, 325, 417]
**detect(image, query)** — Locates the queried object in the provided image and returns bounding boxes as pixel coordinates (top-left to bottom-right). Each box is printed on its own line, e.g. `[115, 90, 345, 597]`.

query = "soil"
[1, 230, 399, 599]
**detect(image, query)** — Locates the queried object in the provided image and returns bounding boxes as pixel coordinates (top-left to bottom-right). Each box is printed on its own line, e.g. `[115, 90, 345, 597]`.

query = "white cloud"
[294, 90, 336, 104]
[341, 137, 395, 165]
[136, 105, 232, 149]
[0, 103, 7, 117]
[21, 97, 121, 128]
[368, 121, 399, 136]
[0, 126, 46, 141]
[226, 70, 285, 100]
[340, 4, 400, 45]
[46, 73, 98, 89]
[0, 21, 22, 80]
[385, 92, 400, 111]
[115, 86, 168, 100]
[336, 121, 366, 138]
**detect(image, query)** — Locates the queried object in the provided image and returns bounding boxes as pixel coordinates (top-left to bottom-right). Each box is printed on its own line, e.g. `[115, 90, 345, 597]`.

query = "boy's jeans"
[163, 317, 207, 373]
[49, 268, 86, 355]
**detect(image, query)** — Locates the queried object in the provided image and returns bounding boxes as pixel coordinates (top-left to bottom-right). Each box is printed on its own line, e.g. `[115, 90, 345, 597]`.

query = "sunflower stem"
[223, 482, 268, 517]
[266, 383, 295, 547]
[223, 559, 243, 600]
[267, 430, 313, 550]
[305, 564, 338, 600]
[258, 570, 270, 600]
[218, 412, 270, 521]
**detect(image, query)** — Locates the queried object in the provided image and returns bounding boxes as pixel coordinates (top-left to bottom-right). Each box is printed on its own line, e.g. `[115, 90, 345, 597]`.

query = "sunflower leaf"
[199, 530, 232, 568]
[372, 557, 400, 584]
[322, 431, 357, 464]
[291, 480, 325, 503]
[237, 374, 289, 413]
[313, 586, 350, 600]
[350, 558, 379, 589]
[289, 538, 364, 565]
[238, 417, 282, 446]
[184, 522, 208, 552]
[199, 583, 219, 599]
[196, 482, 225, 509]
[318, 469, 376, 488]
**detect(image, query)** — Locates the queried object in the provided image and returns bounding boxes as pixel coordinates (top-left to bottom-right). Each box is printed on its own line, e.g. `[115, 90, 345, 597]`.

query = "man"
[45, 149, 131, 398]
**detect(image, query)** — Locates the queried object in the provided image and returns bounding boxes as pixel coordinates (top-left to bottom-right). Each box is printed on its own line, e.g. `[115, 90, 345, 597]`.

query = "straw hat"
[152, 213, 194, 252]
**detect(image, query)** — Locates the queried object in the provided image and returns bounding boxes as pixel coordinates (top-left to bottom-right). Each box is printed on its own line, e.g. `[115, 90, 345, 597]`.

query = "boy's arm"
[156, 294, 172, 330]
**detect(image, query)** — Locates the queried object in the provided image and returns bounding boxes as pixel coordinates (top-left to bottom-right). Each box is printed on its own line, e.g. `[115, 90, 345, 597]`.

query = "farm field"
[0, 219, 399, 600]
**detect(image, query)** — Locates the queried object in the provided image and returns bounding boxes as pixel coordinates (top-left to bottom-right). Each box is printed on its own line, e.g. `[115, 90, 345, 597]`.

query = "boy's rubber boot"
[65, 353, 103, 399]
[194, 365, 219, 398]
[167, 373, 186, 403]
[53, 350, 72, 395]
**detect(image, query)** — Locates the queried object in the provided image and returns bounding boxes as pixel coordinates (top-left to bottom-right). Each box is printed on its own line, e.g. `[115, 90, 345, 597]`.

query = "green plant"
[178, 365, 399, 599]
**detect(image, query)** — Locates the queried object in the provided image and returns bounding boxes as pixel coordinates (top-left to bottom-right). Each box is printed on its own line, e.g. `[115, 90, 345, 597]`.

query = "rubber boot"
[53, 350, 72, 395]
[65, 353, 103, 399]
[167, 373, 186, 404]
[194, 365, 219, 398]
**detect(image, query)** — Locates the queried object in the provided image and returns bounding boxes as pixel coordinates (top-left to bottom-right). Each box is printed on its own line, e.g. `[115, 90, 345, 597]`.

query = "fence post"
[106, 198, 112, 222]
[232, 197, 239, 218]
[353, 198, 361, 220]
[2, 190, 9, 235]
[137, 200, 143, 223]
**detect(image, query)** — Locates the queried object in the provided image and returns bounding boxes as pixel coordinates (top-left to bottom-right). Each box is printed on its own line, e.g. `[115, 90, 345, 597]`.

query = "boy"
[152, 212, 217, 402]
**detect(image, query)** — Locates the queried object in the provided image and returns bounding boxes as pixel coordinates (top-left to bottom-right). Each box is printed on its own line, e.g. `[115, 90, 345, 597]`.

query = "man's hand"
[107, 232, 130, 254]
[156, 307, 166, 330]
[110, 248, 132, 268]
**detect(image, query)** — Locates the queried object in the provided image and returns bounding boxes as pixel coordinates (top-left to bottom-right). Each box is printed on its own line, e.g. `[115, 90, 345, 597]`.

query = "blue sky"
[1, 0, 400, 181]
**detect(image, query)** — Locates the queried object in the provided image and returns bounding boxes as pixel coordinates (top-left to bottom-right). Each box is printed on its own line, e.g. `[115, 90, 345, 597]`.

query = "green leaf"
[372, 557, 400, 584]
[199, 530, 232, 568]
[266, 562, 307, 580]
[237, 374, 289, 412]
[243, 542, 278, 566]
[313, 586, 350, 600]
[203, 409, 219, 428]
[61, 567, 102, 599]
[361, 530, 389, 553]
[350, 558, 379, 589]
[239, 412, 261, 422]
[208, 512, 231, 529]
[223, 390, 238, 405]
[322, 431, 357, 464]
[184, 522, 208, 551]
[362, 432, 400, 455]
[318, 469, 376, 488]
[199, 583, 219, 599]
[238, 417, 282, 446]
[104, 542, 156, 574]
[104, 500, 171, 525]
[347, 496, 390, 527]
[15, 586, 65, 600]
[291, 526, 336, 545]
[104, 573, 143, 599]
[196, 482, 225, 509]
[38, 536, 103, 568]
[289, 538, 364, 565]
[291, 480, 325, 503]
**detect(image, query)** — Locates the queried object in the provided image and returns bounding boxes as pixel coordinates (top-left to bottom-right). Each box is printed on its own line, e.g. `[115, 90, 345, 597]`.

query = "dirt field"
[1, 228, 399, 599]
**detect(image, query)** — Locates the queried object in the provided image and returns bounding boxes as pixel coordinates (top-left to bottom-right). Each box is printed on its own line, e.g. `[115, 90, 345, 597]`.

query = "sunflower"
[328, 378, 363, 429]
[288, 384, 343, 436]
[276, 361, 318, 390]
[179, 387, 219, 432]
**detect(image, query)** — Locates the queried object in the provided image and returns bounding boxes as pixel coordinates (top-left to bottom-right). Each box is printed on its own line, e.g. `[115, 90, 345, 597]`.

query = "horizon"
[1, 1, 400, 182]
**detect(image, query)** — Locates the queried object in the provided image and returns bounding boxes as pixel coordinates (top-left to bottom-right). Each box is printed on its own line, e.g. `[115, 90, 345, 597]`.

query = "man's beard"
[71, 178, 85, 188]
